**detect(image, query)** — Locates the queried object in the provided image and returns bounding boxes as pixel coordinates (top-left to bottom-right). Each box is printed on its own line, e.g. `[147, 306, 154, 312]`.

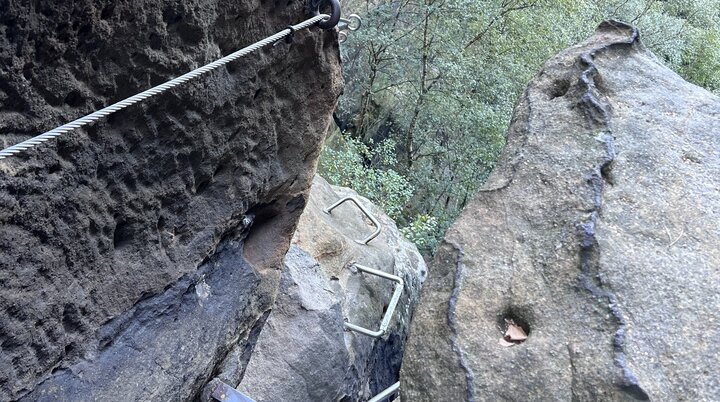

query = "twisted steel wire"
[0, 14, 329, 160]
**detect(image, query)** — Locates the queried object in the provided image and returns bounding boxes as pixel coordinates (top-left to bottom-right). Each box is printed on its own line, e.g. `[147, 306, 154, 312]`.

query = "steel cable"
[0, 14, 329, 160]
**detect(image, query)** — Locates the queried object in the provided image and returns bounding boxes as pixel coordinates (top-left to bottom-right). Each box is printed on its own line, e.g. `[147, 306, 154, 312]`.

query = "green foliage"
[323, 0, 720, 253]
[400, 214, 440, 252]
[319, 133, 413, 221]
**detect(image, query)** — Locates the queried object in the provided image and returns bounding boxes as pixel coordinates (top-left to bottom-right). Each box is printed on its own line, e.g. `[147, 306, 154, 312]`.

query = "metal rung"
[323, 196, 382, 245]
[368, 381, 400, 402]
[211, 382, 256, 402]
[344, 264, 403, 338]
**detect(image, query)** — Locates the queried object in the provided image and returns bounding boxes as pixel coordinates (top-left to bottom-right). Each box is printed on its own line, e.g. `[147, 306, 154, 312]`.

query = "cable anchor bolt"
[338, 14, 362, 43]
[308, 0, 341, 30]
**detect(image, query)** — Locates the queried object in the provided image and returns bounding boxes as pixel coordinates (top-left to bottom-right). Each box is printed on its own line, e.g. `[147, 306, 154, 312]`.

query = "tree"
[321, 0, 720, 253]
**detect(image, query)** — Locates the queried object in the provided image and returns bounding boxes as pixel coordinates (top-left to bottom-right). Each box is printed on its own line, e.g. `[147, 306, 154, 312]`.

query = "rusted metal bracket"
[344, 264, 404, 338]
[323, 196, 382, 245]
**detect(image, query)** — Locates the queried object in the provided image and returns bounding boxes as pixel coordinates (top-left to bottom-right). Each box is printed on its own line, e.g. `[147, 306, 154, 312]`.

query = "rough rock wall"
[400, 21, 720, 401]
[237, 176, 426, 401]
[0, 1, 342, 401]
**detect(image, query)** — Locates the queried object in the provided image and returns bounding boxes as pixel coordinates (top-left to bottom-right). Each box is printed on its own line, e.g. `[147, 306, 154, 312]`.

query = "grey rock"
[23, 241, 268, 402]
[237, 246, 349, 402]
[238, 175, 426, 402]
[400, 21, 720, 402]
[0, 1, 342, 401]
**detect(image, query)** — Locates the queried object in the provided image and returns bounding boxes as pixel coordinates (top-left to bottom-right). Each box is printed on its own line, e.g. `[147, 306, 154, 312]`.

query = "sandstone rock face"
[0, 2, 341, 401]
[238, 175, 426, 402]
[400, 21, 720, 401]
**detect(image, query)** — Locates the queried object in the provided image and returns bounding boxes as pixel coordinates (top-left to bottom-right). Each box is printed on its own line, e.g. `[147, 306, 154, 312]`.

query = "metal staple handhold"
[344, 264, 404, 338]
[368, 381, 400, 402]
[211, 381, 256, 402]
[323, 196, 381, 244]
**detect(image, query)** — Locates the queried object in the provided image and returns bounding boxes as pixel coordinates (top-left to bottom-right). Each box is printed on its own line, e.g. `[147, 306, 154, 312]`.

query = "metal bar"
[211, 382, 257, 402]
[368, 381, 400, 402]
[323, 196, 382, 244]
[344, 264, 404, 338]
[344, 322, 384, 338]
[379, 281, 403, 331]
[355, 264, 403, 284]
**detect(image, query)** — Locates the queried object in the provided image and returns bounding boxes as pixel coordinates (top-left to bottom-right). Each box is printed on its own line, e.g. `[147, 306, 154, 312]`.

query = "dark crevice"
[367, 332, 404, 397]
[194, 308, 273, 402]
[284, 194, 306, 213]
[237, 309, 272, 381]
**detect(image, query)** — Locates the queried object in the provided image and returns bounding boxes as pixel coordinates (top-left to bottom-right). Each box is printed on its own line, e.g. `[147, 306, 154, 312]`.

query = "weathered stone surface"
[0, 1, 341, 400]
[400, 21, 720, 401]
[238, 175, 426, 402]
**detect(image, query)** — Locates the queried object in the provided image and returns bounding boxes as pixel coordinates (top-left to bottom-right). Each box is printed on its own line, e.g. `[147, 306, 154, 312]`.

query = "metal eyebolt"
[338, 14, 362, 31]
[310, 0, 341, 30]
[337, 14, 361, 43]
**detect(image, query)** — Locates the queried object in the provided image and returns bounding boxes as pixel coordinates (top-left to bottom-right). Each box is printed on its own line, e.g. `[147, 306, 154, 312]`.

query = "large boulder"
[237, 175, 426, 401]
[400, 21, 720, 401]
[0, 1, 342, 401]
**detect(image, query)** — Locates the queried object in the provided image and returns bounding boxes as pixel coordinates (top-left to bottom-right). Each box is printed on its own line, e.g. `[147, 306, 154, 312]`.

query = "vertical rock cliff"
[400, 21, 720, 401]
[0, 1, 342, 400]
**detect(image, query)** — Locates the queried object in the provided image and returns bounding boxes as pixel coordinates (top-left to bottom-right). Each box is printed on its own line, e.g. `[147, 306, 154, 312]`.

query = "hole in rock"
[48, 164, 61, 174]
[549, 78, 571, 99]
[600, 161, 615, 185]
[113, 220, 134, 250]
[497, 308, 532, 347]
[64, 90, 84, 107]
[100, 4, 115, 20]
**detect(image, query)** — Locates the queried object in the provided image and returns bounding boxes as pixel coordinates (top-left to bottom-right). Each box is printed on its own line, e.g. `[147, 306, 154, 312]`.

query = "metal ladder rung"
[344, 264, 404, 338]
[368, 381, 400, 402]
[211, 382, 256, 402]
[323, 196, 382, 245]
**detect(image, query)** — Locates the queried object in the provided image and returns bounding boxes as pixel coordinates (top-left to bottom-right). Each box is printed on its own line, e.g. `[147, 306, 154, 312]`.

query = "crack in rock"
[575, 20, 649, 401]
[446, 240, 476, 402]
